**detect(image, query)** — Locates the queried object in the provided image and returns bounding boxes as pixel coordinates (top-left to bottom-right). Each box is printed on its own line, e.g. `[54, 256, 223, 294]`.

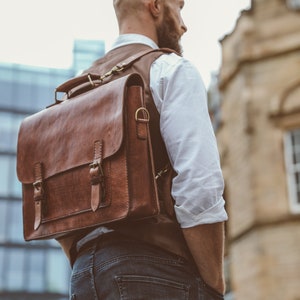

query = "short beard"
[156, 6, 183, 55]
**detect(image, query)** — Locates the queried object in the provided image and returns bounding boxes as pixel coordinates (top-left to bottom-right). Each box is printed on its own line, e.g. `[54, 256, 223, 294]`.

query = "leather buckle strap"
[33, 162, 46, 230]
[53, 48, 175, 103]
[135, 107, 149, 140]
[90, 140, 106, 212]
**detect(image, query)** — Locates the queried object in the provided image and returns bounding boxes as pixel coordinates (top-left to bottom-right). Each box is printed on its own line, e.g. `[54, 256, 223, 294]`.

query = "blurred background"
[0, 0, 300, 299]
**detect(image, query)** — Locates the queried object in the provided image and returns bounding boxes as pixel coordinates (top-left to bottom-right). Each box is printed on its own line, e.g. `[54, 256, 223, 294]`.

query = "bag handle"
[54, 48, 174, 102]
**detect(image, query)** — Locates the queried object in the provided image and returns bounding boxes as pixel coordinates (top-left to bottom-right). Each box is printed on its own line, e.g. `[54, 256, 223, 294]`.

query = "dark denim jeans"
[70, 232, 224, 300]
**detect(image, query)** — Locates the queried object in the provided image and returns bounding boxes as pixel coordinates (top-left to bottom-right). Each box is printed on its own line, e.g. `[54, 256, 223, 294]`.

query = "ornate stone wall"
[218, 0, 300, 299]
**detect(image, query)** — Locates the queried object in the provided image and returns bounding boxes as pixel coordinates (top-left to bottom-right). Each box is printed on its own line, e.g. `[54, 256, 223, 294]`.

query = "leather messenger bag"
[17, 57, 164, 241]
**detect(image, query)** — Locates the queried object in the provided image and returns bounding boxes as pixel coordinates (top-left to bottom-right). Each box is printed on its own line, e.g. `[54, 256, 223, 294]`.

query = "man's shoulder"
[155, 51, 183, 64]
[153, 52, 199, 78]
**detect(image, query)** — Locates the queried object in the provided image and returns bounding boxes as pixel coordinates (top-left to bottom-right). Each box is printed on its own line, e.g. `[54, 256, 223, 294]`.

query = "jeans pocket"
[197, 278, 224, 300]
[115, 275, 190, 300]
[203, 284, 224, 300]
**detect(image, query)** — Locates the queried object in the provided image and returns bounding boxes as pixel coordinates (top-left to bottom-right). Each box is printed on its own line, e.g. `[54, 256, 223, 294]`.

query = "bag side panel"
[125, 85, 160, 218]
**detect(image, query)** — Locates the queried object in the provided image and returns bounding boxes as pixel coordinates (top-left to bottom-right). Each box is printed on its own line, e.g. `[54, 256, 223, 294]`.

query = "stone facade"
[217, 0, 300, 299]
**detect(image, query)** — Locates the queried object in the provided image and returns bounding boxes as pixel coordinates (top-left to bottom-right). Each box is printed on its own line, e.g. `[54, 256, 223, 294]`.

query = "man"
[59, 0, 228, 299]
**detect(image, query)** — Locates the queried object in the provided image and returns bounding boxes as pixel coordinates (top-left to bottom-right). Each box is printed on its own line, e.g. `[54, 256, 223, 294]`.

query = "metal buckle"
[89, 161, 105, 177]
[89, 161, 106, 202]
[89, 161, 99, 169]
[99, 65, 125, 81]
[33, 180, 43, 189]
[135, 107, 150, 122]
[87, 74, 96, 87]
[55, 90, 68, 102]
[33, 180, 45, 201]
[155, 167, 169, 180]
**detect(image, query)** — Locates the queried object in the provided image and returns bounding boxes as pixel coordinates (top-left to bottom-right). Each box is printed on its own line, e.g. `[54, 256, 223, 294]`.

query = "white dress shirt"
[112, 34, 228, 228]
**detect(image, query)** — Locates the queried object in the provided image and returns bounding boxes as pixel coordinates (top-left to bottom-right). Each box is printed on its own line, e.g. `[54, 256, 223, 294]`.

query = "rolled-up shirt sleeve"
[150, 54, 228, 228]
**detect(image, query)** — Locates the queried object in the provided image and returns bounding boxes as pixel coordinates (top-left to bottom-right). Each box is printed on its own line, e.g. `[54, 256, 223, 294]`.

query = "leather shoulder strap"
[55, 48, 174, 96]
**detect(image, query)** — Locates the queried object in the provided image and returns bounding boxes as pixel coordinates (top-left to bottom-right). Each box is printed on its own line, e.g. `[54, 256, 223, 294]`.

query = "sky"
[0, 0, 250, 87]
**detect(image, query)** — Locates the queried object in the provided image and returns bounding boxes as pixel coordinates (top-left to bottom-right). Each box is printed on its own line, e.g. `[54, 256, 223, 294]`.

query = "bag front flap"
[17, 73, 143, 184]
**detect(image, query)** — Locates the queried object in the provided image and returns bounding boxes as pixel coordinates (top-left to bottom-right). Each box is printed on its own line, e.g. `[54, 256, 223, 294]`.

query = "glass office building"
[0, 40, 105, 299]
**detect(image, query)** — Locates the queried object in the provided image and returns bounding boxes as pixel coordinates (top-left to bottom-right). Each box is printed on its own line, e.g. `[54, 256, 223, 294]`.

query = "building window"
[0, 110, 70, 299]
[287, 0, 300, 10]
[284, 128, 300, 213]
[0, 196, 70, 296]
[0, 39, 105, 300]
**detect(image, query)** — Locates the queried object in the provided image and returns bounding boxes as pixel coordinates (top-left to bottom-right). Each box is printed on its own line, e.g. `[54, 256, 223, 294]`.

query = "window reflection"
[0, 247, 4, 290]
[12, 156, 22, 197]
[285, 128, 300, 210]
[0, 200, 7, 240]
[26, 249, 45, 292]
[0, 111, 27, 152]
[6, 248, 26, 290]
[47, 250, 71, 293]
[0, 113, 12, 151]
[0, 156, 9, 195]
[8, 200, 24, 242]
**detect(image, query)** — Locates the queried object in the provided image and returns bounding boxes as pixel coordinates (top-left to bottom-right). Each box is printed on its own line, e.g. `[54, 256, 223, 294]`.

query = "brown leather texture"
[76, 45, 191, 261]
[17, 73, 160, 241]
[85, 45, 177, 216]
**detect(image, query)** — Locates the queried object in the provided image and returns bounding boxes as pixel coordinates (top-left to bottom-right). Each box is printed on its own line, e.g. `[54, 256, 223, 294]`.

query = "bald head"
[112, 0, 186, 54]
[113, 0, 160, 40]
[113, 0, 144, 20]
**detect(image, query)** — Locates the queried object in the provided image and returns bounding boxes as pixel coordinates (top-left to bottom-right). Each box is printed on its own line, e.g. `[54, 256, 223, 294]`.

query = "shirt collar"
[111, 34, 159, 50]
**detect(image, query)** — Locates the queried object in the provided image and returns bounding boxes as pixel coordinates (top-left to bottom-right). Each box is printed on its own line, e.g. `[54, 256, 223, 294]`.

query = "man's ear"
[148, 0, 162, 18]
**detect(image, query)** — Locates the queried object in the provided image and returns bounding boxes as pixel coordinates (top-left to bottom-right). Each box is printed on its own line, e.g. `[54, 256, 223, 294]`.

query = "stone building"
[216, 0, 300, 299]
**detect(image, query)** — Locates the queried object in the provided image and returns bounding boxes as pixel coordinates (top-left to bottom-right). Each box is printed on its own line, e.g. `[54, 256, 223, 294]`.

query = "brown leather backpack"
[17, 49, 175, 241]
